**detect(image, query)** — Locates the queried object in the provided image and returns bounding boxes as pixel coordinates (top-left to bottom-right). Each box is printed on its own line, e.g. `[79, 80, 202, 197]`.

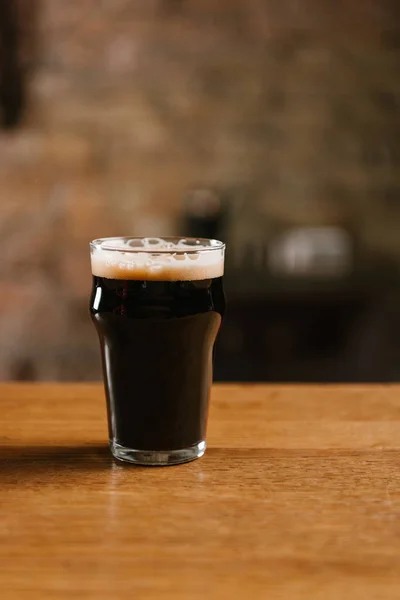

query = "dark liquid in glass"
[90, 276, 225, 451]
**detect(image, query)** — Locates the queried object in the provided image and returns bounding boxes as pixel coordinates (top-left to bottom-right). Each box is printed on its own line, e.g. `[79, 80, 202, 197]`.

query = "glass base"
[111, 440, 206, 466]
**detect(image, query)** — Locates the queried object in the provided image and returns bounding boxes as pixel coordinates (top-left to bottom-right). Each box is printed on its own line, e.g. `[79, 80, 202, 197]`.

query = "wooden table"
[2, 384, 400, 599]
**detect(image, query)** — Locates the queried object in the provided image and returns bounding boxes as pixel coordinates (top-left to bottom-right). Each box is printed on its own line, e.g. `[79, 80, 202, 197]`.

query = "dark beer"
[90, 237, 225, 465]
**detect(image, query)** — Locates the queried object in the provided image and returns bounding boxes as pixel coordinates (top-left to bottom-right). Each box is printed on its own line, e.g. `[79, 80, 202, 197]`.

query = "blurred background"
[0, 0, 400, 382]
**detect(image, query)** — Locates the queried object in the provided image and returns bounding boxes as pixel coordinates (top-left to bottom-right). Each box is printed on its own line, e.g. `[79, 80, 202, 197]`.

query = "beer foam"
[90, 237, 225, 281]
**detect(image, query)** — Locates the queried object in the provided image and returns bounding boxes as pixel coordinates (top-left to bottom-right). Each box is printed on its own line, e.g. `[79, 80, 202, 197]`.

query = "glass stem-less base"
[111, 440, 206, 466]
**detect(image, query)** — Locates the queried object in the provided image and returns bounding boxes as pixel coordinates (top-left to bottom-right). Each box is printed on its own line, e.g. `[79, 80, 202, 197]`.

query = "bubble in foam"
[143, 238, 165, 248]
[177, 238, 202, 248]
[127, 238, 145, 248]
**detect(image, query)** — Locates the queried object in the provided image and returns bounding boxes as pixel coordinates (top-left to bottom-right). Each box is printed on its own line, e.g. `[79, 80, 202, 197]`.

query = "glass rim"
[90, 236, 225, 254]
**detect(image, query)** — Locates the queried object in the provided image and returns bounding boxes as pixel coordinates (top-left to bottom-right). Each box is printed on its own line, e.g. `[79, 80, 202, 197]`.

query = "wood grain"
[1, 383, 400, 599]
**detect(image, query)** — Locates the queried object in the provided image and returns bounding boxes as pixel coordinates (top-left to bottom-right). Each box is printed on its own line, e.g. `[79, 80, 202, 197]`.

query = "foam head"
[90, 237, 225, 281]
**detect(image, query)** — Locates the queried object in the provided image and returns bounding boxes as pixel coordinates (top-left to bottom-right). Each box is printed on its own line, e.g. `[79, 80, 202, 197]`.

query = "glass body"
[89, 237, 225, 465]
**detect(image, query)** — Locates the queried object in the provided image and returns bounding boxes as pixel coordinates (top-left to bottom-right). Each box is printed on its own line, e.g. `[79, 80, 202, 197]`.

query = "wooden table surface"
[2, 384, 400, 599]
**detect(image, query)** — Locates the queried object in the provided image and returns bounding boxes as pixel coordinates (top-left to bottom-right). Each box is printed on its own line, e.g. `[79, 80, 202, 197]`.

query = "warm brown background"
[0, 0, 399, 380]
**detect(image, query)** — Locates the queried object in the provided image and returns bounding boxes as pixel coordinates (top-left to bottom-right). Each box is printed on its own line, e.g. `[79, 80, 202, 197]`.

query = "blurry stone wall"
[0, 0, 399, 380]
